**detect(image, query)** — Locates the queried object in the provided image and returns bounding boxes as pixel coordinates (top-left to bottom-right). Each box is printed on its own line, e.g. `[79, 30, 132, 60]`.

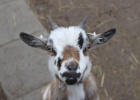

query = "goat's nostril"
[67, 63, 78, 71]
[67, 66, 76, 71]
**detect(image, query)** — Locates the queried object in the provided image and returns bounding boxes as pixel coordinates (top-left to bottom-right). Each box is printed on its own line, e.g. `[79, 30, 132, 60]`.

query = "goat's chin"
[65, 78, 77, 85]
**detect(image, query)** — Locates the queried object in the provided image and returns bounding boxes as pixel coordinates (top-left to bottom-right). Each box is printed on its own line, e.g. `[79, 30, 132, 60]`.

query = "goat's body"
[41, 73, 99, 100]
[20, 18, 116, 100]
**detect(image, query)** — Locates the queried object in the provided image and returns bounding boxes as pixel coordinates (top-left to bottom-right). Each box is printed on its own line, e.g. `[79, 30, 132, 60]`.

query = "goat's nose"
[67, 61, 78, 71]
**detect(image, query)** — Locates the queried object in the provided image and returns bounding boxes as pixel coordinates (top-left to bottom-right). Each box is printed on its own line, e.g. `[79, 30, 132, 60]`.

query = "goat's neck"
[57, 82, 85, 100]
[51, 74, 98, 100]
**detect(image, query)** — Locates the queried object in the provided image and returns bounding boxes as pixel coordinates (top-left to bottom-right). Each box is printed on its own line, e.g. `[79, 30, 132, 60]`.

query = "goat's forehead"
[49, 26, 87, 50]
[50, 26, 87, 39]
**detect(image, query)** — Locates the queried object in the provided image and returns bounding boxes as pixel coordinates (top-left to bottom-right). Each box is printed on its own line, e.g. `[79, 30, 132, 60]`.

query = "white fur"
[49, 26, 87, 51]
[67, 84, 85, 100]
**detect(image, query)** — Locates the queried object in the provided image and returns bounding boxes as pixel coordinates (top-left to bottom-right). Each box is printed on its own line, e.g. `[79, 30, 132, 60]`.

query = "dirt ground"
[26, 0, 140, 100]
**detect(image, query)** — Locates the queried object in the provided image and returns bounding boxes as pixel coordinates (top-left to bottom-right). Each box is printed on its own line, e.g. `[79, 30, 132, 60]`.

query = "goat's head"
[20, 17, 116, 85]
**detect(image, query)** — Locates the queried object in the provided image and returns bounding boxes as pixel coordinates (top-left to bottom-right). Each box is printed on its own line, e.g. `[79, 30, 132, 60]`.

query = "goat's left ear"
[88, 28, 116, 47]
[20, 32, 47, 49]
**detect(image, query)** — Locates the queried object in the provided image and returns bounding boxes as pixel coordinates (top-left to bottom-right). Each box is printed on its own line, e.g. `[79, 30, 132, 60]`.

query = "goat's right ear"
[20, 32, 47, 48]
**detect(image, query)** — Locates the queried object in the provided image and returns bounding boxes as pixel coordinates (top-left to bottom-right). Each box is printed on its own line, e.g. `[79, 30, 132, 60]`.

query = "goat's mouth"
[65, 78, 77, 85]
[60, 71, 81, 85]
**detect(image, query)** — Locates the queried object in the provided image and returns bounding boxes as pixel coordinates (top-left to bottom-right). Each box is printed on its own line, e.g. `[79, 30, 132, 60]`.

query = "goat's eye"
[47, 46, 53, 51]
[46, 45, 57, 56]
[83, 44, 91, 55]
[85, 44, 91, 50]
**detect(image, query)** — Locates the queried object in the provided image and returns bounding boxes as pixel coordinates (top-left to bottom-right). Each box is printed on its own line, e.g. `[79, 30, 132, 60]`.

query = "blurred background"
[0, 0, 140, 100]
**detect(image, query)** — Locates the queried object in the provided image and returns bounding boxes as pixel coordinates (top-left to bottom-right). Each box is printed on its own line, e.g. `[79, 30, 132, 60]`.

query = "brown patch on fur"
[56, 46, 79, 70]
[83, 76, 89, 90]
[63, 46, 79, 61]
[54, 60, 56, 65]
[48, 51, 56, 56]
[83, 42, 91, 56]
[57, 58, 62, 71]
[83, 48, 90, 56]
[83, 74, 98, 100]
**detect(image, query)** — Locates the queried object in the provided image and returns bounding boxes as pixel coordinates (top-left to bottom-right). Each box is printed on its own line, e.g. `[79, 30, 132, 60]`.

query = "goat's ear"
[88, 28, 116, 47]
[20, 32, 47, 48]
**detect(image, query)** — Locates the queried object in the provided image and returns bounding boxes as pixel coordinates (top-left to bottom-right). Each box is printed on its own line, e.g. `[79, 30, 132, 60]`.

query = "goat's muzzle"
[61, 71, 81, 85]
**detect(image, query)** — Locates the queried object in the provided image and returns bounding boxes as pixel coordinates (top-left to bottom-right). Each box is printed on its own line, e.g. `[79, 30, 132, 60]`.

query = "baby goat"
[20, 17, 116, 100]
